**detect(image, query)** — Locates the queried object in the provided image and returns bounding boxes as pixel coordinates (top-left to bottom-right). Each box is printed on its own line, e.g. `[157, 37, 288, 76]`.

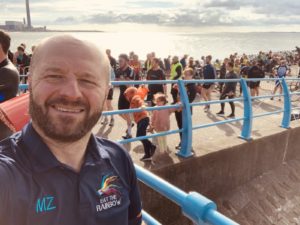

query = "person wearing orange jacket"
[124, 87, 156, 161]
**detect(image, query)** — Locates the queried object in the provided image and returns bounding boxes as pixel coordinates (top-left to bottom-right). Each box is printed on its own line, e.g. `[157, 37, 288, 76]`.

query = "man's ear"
[28, 74, 32, 91]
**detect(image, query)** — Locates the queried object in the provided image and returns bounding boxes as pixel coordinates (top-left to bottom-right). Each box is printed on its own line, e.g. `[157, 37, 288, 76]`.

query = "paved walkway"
[217, 159, 300, 225]
[92, 80, 300, 170]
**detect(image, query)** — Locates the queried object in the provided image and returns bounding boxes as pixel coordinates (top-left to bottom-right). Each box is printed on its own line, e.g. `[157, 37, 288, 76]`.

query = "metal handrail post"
[136, 165, 239, 225]
[176, 80, 193, 158]
[142, 210, 163, 225]
[239, 78, 253, 140]
[281, 78, 291, 128]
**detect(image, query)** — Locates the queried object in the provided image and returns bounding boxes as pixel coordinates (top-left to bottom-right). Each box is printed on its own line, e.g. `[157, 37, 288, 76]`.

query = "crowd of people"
[103, 47, 300, 160]
[1, 29, 300, 161]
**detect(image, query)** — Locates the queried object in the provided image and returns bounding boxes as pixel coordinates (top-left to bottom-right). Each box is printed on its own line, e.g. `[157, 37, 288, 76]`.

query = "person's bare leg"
[206, 86, 213, 110]
[279, 86, 283, 101]
[106, 100, 114, 126]
[201, 89, 208, 101]
[271, 86, 278, 100]
[207, 86, 213, 101]
[119, 114, 132, 137]
[101, 100, 108, 124]
[201, 88, 209, 110]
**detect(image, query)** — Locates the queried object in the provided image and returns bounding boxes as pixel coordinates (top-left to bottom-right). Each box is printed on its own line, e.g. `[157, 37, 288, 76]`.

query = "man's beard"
[29, 92, 102, 142]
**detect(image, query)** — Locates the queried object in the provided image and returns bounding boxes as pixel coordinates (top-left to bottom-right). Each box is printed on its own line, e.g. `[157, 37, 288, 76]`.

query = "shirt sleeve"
[0, 163, 13, 225]
[0, 68, 15, 91]
[213, 67, 217, 79]
[115, 70, 120, 79]
[128, 68, 135, 80]
[127, 157, 142, 225]
[131, 96, 144, 108]
[161, 70, 166, 80]
[151, 111, 157, 127]
[146, 70, 150, 80]
[174, 66, 182, 80]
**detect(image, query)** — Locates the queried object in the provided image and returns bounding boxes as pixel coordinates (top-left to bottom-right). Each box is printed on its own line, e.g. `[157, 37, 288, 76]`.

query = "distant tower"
[25, 0, 32, 28]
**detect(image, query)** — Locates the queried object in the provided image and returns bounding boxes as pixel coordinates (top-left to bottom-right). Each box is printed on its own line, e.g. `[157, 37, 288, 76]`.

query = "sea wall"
[138, 124, 300, 225]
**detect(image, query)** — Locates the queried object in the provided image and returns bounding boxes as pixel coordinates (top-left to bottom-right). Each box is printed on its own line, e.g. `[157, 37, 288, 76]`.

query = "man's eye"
[79, 79, 97, 86]
[46, 75, 63, 80]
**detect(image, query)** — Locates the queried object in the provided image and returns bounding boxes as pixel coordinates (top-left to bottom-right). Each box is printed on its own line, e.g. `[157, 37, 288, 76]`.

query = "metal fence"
[18, 77, 300, 225]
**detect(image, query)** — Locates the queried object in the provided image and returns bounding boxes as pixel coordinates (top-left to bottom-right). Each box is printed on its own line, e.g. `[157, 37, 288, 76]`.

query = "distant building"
[0, 0, 47, 32]
[26, 0, 32, 29]
[5, 21, 25, 31]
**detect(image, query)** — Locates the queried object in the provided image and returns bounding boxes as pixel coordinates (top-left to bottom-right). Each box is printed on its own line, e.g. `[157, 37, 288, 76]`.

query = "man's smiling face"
[29, 36, 109, 142]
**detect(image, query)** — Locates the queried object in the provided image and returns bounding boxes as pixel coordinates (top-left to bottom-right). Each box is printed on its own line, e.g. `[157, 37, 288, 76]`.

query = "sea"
[9, 31, 300, 60]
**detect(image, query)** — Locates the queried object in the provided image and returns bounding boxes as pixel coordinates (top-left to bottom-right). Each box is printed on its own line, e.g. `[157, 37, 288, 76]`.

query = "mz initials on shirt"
[36, 196, 56, 213]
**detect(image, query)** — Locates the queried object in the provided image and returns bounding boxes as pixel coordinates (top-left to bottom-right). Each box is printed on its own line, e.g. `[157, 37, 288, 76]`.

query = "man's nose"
[59, 78, 83, 99]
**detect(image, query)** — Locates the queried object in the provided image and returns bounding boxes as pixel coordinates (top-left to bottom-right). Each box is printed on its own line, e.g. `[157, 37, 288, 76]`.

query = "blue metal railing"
[136, 165, 238, 225]
[18, 77, 300, 225]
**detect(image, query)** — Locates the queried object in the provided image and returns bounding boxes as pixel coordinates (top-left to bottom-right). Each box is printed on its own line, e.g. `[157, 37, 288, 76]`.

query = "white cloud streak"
[1, 0, 300, 30]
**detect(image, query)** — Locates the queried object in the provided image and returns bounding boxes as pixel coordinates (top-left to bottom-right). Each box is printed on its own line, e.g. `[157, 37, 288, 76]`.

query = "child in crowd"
[148, 93, 177, 153]
[124, 87, 156, 161]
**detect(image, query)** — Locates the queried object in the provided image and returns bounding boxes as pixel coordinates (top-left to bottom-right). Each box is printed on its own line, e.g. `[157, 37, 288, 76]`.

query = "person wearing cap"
[0, 35, 143, 225]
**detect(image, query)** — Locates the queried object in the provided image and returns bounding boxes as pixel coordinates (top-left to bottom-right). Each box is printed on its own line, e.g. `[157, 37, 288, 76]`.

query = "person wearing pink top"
[149, 93, 177, 153]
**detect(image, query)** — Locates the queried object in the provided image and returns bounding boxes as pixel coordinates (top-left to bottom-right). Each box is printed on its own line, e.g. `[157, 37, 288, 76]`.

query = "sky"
[1, 0, 300, 32]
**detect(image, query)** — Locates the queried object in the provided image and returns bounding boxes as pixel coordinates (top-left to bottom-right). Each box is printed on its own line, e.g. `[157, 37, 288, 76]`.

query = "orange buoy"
[0, 93, 30, 132]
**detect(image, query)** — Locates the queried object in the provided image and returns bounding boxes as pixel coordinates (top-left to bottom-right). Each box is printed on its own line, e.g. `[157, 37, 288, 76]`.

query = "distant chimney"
[26, 0, 32, 28]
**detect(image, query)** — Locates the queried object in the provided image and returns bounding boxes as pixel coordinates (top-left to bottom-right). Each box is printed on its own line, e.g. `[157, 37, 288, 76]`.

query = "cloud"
[253, 1, 300, 16]
[54, 16, 78, 24]
[127, 1, 178, 8]
[203, 0, 244, 10]
[85, 12, 167, 25]
[82, 7, 299, 27]
[1, 0, 300, 30]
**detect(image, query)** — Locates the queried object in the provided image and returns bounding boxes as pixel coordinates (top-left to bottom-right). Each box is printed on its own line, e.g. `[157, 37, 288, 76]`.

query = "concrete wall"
[139, 125, 300, 225]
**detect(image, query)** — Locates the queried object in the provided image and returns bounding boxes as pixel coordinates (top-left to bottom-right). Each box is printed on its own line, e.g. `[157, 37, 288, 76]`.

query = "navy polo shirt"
[0, 123, 142, 225]
[203, 64, 216, 80]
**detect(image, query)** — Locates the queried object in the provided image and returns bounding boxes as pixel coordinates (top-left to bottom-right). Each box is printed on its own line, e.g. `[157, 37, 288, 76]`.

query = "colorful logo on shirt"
[97, 174, 121, 196]
[96, 174, 122, 212]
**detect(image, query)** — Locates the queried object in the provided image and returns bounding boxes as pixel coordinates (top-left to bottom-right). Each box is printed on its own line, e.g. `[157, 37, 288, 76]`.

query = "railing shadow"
[206, 112, 236, 137]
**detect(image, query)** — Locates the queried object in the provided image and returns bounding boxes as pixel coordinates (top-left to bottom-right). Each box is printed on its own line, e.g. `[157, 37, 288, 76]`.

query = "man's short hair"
[17, 46, 25, 52]
[227, 62, 234, 68]
[119, 54, 129, 62]
[206, 55, 212, 61]
[0, 30, 11, 54]
[153, 93, 167, 105]
[152, 58, 160, 64]
[20, 43, 26, 49]
[184, 68, 194, 75]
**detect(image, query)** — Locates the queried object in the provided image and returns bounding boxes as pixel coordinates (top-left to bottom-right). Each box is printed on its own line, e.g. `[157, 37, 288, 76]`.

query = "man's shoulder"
[0, 61, 19, 77]
[0, 136, 15, 158]
[204, 64, 211, 69]
[0, 136, 19, 183]
[94, 137, 133, 164]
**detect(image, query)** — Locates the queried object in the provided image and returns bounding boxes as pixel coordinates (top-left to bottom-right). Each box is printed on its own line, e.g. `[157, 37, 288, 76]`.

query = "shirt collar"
[21, 123, 110, 173]
[0, 58, 8, 68]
